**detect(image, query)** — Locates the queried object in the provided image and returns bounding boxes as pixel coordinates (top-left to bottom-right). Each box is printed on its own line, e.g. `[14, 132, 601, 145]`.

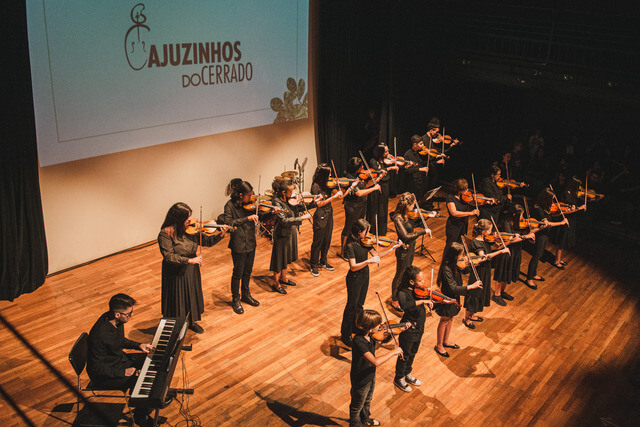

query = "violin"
[483, 232, 518, 243]
[413, 286, 460, 306]
[383, 155, 413, 167]
[371, 321, 410, 342]
[435, 133, 461, 146]
[327, 177, 357, 188]
[358, 168, 379, 181]
[496, 178, 528, 188]
[288, 191, 318, 206]
[361, 233, 397, 248]
[577, 187, 604, 201]
[407, 208, 440, 220]
[186, 218, 235, 235]
[242, 196, 278, 213]
[518, 215, 545, 228]
[456, 252, 484, 269]
[460, 190, 496, 206]
[418, 147, 448, 159]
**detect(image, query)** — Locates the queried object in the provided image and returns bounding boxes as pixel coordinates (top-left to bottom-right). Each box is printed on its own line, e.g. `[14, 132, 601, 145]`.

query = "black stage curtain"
[0, 1, 48, 301]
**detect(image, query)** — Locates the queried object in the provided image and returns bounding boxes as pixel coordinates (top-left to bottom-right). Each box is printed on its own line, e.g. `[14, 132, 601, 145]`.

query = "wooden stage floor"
[1, 198, 639, 426]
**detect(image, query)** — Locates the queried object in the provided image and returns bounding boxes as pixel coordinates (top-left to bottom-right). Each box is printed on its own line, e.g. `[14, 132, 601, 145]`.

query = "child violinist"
[367, 143, 396, 235]
[340, 219, 402, 347]
[309, 164, 344, 277]
[350, 309, 406, 427]
[269, 178, 313, 294]
[445, 178, 479, 248]
[462, 220, 509, 328]
[434, 242, 482, 357]
[393, 265, 434, 393]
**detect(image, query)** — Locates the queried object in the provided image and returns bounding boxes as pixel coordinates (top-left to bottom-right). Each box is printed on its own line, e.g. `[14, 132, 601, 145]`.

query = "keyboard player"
[87, 293, 155, 426]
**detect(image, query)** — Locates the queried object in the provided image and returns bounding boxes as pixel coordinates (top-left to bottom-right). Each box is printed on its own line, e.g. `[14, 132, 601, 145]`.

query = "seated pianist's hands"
[140, 343, 155, 353]
[125, 367, 137, 377]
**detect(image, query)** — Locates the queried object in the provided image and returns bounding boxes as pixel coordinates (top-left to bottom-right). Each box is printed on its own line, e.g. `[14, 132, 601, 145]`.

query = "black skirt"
[269, 232, 299, 272]
[161, 262, 204, 325]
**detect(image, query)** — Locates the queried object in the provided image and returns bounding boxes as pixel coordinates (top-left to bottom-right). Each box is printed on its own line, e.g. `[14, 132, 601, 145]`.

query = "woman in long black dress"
[219, 179, 262, 314]
[270, 179, 312, 294]
[445, 178, 480, 249]
[340, 219, 401, 347]
[340, 157, 381, 257]
[525, 189, 568, 290]
[492, 204, 534, 305]
[390, 192, 429, 311]
[158, 202, 227, 333]
[551, 177, 585, 268]
[435, 243, 482, 357]
[367, 143, 395, 235]
[309, 164, 343, 277]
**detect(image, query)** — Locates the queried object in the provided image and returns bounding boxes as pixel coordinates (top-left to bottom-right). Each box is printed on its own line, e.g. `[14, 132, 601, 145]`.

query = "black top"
[479, 177, 508, 218]
[87, 312, 142, 380]
[220, 199, 257, 253]
[439, 265, 468, 303]
[446, 194, 471, 228]
[370, 158, 390, 183]
[531, 205, 550, 236]
[343, 172, 367, 207]
[345, 240, 370, 266]
[397, 288, 427, 336]
[393, 215, 425, 254]
[350, 334, 376, 388]
[403, 148, 427, 178]
[272, 197, 305, 238]
[311, 183, 332, 223]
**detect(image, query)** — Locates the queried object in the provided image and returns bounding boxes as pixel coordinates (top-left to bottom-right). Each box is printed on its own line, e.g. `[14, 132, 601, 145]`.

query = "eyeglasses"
[117, 309, 133, 318]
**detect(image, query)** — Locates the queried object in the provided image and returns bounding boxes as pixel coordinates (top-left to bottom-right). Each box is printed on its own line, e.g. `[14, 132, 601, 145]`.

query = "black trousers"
[395, 332, 422, 380]
[527, 234, 548, 280]
[366, 182, 389, 235]
[341, 270, 369, 340]
[342, 203, 367, 237]
[310, 217, 333, 267]
[231, 250, 255, 299]
[391, 248, 414, 301]
[349, 378, 374, 427]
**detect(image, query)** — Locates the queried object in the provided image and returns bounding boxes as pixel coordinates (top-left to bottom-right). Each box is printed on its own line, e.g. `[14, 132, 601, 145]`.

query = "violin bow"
[471, 173, 480, 212]
[442, 126, 445, 154]
[199, 206, 203, 256]
[393, 137, 398, 169]
[375, 214, 380, 268]
[413, 193, 431, 237]
[426, 135, 433, 169]
[427, 267, 434, 316]
[490, 215, 508, 251]
[549, 184, 569, 228]
[461, 237, 482, 285]
[358, 150, 381, 192]
[584, 169, 589, 209]
[505, 158, 511, 197]
[375, 291, 402, 359]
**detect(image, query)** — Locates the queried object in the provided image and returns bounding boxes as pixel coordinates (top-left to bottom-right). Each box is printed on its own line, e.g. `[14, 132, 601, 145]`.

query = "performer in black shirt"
[350, 309, 404, 427]
[421, 117, 446, 196]
[367, 143, 395, 235]
[403, 135, 430, 201]
[219, 179, 263, 314]
[445, 178, 479, 248]
[479, 165, 509, 223]
[393, 266, 433, 393]
[87, 294, 154, 426]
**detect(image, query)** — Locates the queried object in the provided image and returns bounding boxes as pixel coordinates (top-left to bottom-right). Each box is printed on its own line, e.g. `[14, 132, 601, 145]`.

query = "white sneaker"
[394, 377, 412, 392]
[405, 374, 422, 386]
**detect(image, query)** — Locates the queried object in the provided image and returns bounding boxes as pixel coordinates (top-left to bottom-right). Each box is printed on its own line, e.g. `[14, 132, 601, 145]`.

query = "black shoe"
[241, 294, 260, 306]
[553, 263, 566, 270]
[501, 291, 514, 301]
[310, 266, 319, 277]
[434, 346, 450, 358]
[492, 295, 507, 306]
[232, 299, 244, 314]
[273, 286, 287, 294]
[525, 280, 538, 290]
[462, 319, 476, 329]
[321, 263, 335, 271]
[469, 316, 484, 322]
[189, 323, 204, 334]
[443, 343, 460, 349]
[532, 276, 545, 282]
[280, 279, 297, 286]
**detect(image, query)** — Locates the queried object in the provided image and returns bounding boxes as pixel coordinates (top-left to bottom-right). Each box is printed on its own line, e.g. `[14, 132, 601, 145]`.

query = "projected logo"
[125, 3, 150, 70]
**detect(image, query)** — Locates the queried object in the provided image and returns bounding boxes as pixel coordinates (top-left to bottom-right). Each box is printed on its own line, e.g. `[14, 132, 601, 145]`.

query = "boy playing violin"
[350, 309, 408, 427]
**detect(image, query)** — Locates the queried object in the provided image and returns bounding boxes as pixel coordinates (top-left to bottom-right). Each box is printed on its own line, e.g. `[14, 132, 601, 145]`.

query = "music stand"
[415, 186, 441, 261]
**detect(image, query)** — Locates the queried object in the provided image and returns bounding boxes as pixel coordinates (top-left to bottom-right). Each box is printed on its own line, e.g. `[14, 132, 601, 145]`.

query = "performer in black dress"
[479, 165, 509, 223]
[462, 220, 509, 328]
[403, 135, 431, 202]
[270, 179, 312, 294]
[421, 117, 446, 196]
[551, 177, 585, 269]
[87, 293, 154, 426]
[219, 179, 263, 314]
[340, 157, 381, 258]
[434, 243, 482, 357]
[367, 144, 395, 235]
[393, 265, 433, 393]
[309, 164, 344, 277]
[525, 189, 568, 290]
[445, 178, 479, 248]
[390, 193, 429, 312]
[492, 204, 534, 305]
[340, 219, 401, 347]
[158, 202, 227, 333]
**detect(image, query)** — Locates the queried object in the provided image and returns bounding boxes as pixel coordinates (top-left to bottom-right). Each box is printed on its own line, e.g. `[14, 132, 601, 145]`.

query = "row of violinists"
[153, 116, 602, 426]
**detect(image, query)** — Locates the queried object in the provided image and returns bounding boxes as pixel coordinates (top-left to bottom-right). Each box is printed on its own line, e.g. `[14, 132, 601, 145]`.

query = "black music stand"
[415, 187, 441, 262]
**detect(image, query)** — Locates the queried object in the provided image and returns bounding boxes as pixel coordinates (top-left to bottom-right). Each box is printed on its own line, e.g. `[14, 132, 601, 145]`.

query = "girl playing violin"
[366, 143, 395, 235]
[434, 242, 483, 357]
[309, 164, 344, 277]
[349, 309, 405, 427]
[393, 265, 434, 393]
[340, 219, 401, 347]
[219, 179, 264, 314]
[550, 177, 585, 269]
[340, 157, 381, 258]
[525, 189, 569, 290]
[390, 193, 430, 312]
[479, 165, 509, 223]
[445, 178, 480, 248]
[158, 202, 228, 333]
[492, 204, 535, 305]
[402, 135, 431, 201]
[269, 178, 313, 294]
[462, 220, 509, 328]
